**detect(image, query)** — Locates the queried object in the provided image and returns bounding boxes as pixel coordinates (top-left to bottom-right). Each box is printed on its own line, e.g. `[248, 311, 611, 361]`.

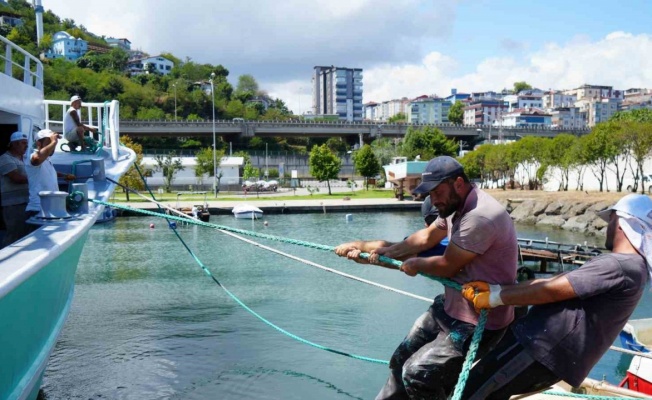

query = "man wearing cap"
[336, 156, 518, 400]
[459, 193, 651, 399]
[63, 95, 98, 152]
[0, 132, 29, 246]
[25, 130, 75, 224]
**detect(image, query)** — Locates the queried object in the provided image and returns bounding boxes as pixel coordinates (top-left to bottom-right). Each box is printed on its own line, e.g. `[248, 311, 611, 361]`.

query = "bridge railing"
[120, 119, 591, 132]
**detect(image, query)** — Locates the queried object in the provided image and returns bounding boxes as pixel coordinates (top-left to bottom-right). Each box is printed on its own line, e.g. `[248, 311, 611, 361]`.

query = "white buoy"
[264, 221, 269, 226]
[345, 214, 353, 222]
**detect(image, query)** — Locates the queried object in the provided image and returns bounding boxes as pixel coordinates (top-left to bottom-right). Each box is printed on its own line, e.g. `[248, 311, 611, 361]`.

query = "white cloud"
[361, 32, 652, 104]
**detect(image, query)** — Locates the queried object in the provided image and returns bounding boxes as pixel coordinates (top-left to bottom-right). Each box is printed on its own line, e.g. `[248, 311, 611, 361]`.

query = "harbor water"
[41, 212, 652, 399]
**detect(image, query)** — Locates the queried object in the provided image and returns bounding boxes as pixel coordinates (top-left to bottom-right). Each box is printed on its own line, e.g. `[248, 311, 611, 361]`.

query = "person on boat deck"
[25, 130, 75, 224]
[0, 132, 29, 247]
[459, 193, 652, 400]
[334, 156, 518, 400]
[63, 95, 98, 152]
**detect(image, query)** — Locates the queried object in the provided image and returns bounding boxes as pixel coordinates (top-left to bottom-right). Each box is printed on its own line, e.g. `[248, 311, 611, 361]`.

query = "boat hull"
[0, 234, 88, 400]
[234, 211, 263, 220]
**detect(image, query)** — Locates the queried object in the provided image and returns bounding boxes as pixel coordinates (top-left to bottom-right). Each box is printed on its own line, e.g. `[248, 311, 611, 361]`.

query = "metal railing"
[0, 35, 43, 90]
[44, 99, 123, 162]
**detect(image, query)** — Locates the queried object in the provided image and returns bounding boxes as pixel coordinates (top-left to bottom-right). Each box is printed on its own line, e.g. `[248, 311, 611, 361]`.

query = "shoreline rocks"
[505, 198, 610, 236]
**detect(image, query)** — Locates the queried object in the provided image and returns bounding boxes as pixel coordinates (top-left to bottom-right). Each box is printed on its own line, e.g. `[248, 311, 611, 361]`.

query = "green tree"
[309, 144, 341, 195]
[400, 126, 457, 161]
[154, 152, 184, 192]
[388, 112, 407, 123]
[118, 135, 147, 201]
[620, 121, 652, 194]
[582, 124, 619, 192]
[447, 101, 464, 124]
[235, 74, 259, 98]
[545, 134, 579, 191]
[242, 160, 259, 180]
[195, 147, 224, 190]
[353, 145, 380, 190]
[371, 137, 400, 167]
[513, 81, 533, 93]
[326, 137, 348, 154]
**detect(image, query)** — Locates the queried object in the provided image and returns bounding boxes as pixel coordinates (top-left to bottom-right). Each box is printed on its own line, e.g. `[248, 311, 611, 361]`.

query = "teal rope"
[451, 310, 488, 400]
[94, 192, 619, 399]
[542, 391, 627, 399]
[126, 165, 390, 364]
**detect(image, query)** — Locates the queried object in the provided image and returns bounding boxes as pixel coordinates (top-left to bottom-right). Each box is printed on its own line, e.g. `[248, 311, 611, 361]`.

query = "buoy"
[345, 214, 353, 222]
[264, 221, 269, 226]
[149, 223, 155, 229]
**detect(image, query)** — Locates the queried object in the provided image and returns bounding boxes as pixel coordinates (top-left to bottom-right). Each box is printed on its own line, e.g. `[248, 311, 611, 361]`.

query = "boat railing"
[0, 35, 43, 91]
[44, 99, 122, 162]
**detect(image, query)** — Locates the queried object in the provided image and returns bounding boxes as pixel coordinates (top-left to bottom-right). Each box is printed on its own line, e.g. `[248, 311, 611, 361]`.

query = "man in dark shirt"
[459, 194, 652, 399]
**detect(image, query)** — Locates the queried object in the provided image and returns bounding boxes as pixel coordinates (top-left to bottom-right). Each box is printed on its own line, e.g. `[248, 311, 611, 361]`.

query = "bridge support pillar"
[358, 133, 364, 149]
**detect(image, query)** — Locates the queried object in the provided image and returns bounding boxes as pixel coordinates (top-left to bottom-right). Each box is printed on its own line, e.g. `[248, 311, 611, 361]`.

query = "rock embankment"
[499, 198, 611, 236]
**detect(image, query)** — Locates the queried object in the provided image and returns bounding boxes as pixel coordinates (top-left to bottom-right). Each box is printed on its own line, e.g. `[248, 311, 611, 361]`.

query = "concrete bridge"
[49, 120, 591, 145]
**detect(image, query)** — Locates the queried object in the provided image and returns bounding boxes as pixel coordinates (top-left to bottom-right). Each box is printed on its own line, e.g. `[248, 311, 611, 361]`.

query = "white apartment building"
[127, 55, 174, 76]
[500, 108, 552, 127]
[542, 91, 577, 110]
[550, 107, 585, 129]
[576, 98, 620, 127]
[364, 102, 379, 120]
[564, 84, 614, 100]
[312, 66, 363, 122]
[503, 94, 543, 112]
[387, 98, 410, 120]
[408, 97, 451, 124]
[463, 100, 508, 125]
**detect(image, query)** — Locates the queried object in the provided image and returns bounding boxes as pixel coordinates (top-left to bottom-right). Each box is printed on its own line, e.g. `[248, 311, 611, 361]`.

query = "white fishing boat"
[382, 156, 429, 199]
[0, 33, 134, 400]
[232, 204, 263, 219]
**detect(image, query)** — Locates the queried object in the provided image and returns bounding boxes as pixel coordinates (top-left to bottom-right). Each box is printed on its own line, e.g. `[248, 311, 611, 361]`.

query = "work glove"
[462, 281, 504, 313]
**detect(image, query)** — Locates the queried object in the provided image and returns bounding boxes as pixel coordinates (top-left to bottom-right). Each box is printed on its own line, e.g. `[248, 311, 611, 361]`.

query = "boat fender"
[149, 223, 155, 229]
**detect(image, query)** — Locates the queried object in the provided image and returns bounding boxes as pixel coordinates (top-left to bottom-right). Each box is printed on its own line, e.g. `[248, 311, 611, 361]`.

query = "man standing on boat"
[335, 156, 518, 400]
[0, 132, 29, 247]
[459, 193, 652, 400]
[25, 129, 75, 223]
[63, 95, 98, 152]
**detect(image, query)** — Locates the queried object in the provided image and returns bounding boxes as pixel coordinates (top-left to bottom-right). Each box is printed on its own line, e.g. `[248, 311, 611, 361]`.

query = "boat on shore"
[382, 156, 429, 200]
[0, 34, 134, 400]
[232, 204, 263, 219]
[172, 191, 210, 222]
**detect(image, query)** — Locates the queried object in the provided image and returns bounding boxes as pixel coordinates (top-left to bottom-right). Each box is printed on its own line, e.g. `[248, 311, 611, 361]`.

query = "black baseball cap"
[413, 156, 464, 194]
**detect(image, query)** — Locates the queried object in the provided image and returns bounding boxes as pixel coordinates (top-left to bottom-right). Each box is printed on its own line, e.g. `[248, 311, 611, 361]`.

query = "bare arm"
[334, 240, 394, 257]
[499, 274, 577, 306]
[31, 133, 59, 166]
[399, 241, 478, 278]
[6, 169, 27, 184]
[375, 224, 448, 260]
[70, 110, 97, 132]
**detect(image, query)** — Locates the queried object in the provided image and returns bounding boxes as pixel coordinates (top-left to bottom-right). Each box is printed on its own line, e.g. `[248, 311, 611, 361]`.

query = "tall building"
[312, 66, 363, 122]
[408, 96, 451, 124]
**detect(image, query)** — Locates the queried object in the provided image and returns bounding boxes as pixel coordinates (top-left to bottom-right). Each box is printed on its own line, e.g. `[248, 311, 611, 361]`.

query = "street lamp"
[209, 72, 217, 198]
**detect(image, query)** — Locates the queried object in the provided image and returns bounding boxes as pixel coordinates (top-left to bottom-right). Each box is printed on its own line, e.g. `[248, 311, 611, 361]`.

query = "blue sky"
[43, 0, 652, 112]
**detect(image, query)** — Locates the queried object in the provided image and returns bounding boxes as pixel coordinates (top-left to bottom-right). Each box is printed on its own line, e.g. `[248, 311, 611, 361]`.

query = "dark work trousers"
[375, 295, 507, 400]
[459, 329, 561, 400]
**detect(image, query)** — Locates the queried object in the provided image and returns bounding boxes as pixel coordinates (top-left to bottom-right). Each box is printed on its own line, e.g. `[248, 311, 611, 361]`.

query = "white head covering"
[598, 194, 652, 282]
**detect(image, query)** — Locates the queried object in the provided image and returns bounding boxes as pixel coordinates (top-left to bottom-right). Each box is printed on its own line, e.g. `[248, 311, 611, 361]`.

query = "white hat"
[9, 131, 27, 142]
[36, 129, 56, 140]
[597, 194, 652, 224]
[70, 95, 82, 104]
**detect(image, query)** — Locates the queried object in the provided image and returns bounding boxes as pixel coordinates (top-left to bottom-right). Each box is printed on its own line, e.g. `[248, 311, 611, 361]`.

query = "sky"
[42, 0, 652, 114]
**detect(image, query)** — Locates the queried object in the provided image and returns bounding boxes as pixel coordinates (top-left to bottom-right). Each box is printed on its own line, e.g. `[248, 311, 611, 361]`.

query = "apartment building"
[312, 66, 363, 122]
[550, 107, 585, 129]
[463, 100, 508, 125]
[408, 96, 451, 124]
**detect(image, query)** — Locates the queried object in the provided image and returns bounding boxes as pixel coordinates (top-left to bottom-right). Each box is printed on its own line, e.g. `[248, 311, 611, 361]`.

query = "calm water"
[41, 212, 652, 399]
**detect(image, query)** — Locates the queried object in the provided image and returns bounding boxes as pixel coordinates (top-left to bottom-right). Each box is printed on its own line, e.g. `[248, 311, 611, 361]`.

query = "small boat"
[232, 204, 263, 219]
[174, 192, 210, 222]
[618, 318, 652, 396]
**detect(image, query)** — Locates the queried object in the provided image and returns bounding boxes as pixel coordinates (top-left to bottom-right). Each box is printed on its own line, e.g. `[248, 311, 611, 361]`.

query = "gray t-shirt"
[512, 253, 648, 387]
[0, 152, 28, 206]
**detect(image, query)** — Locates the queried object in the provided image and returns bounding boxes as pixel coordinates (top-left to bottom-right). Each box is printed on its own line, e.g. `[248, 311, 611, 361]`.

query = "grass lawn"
[110, 189, 397, 202]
